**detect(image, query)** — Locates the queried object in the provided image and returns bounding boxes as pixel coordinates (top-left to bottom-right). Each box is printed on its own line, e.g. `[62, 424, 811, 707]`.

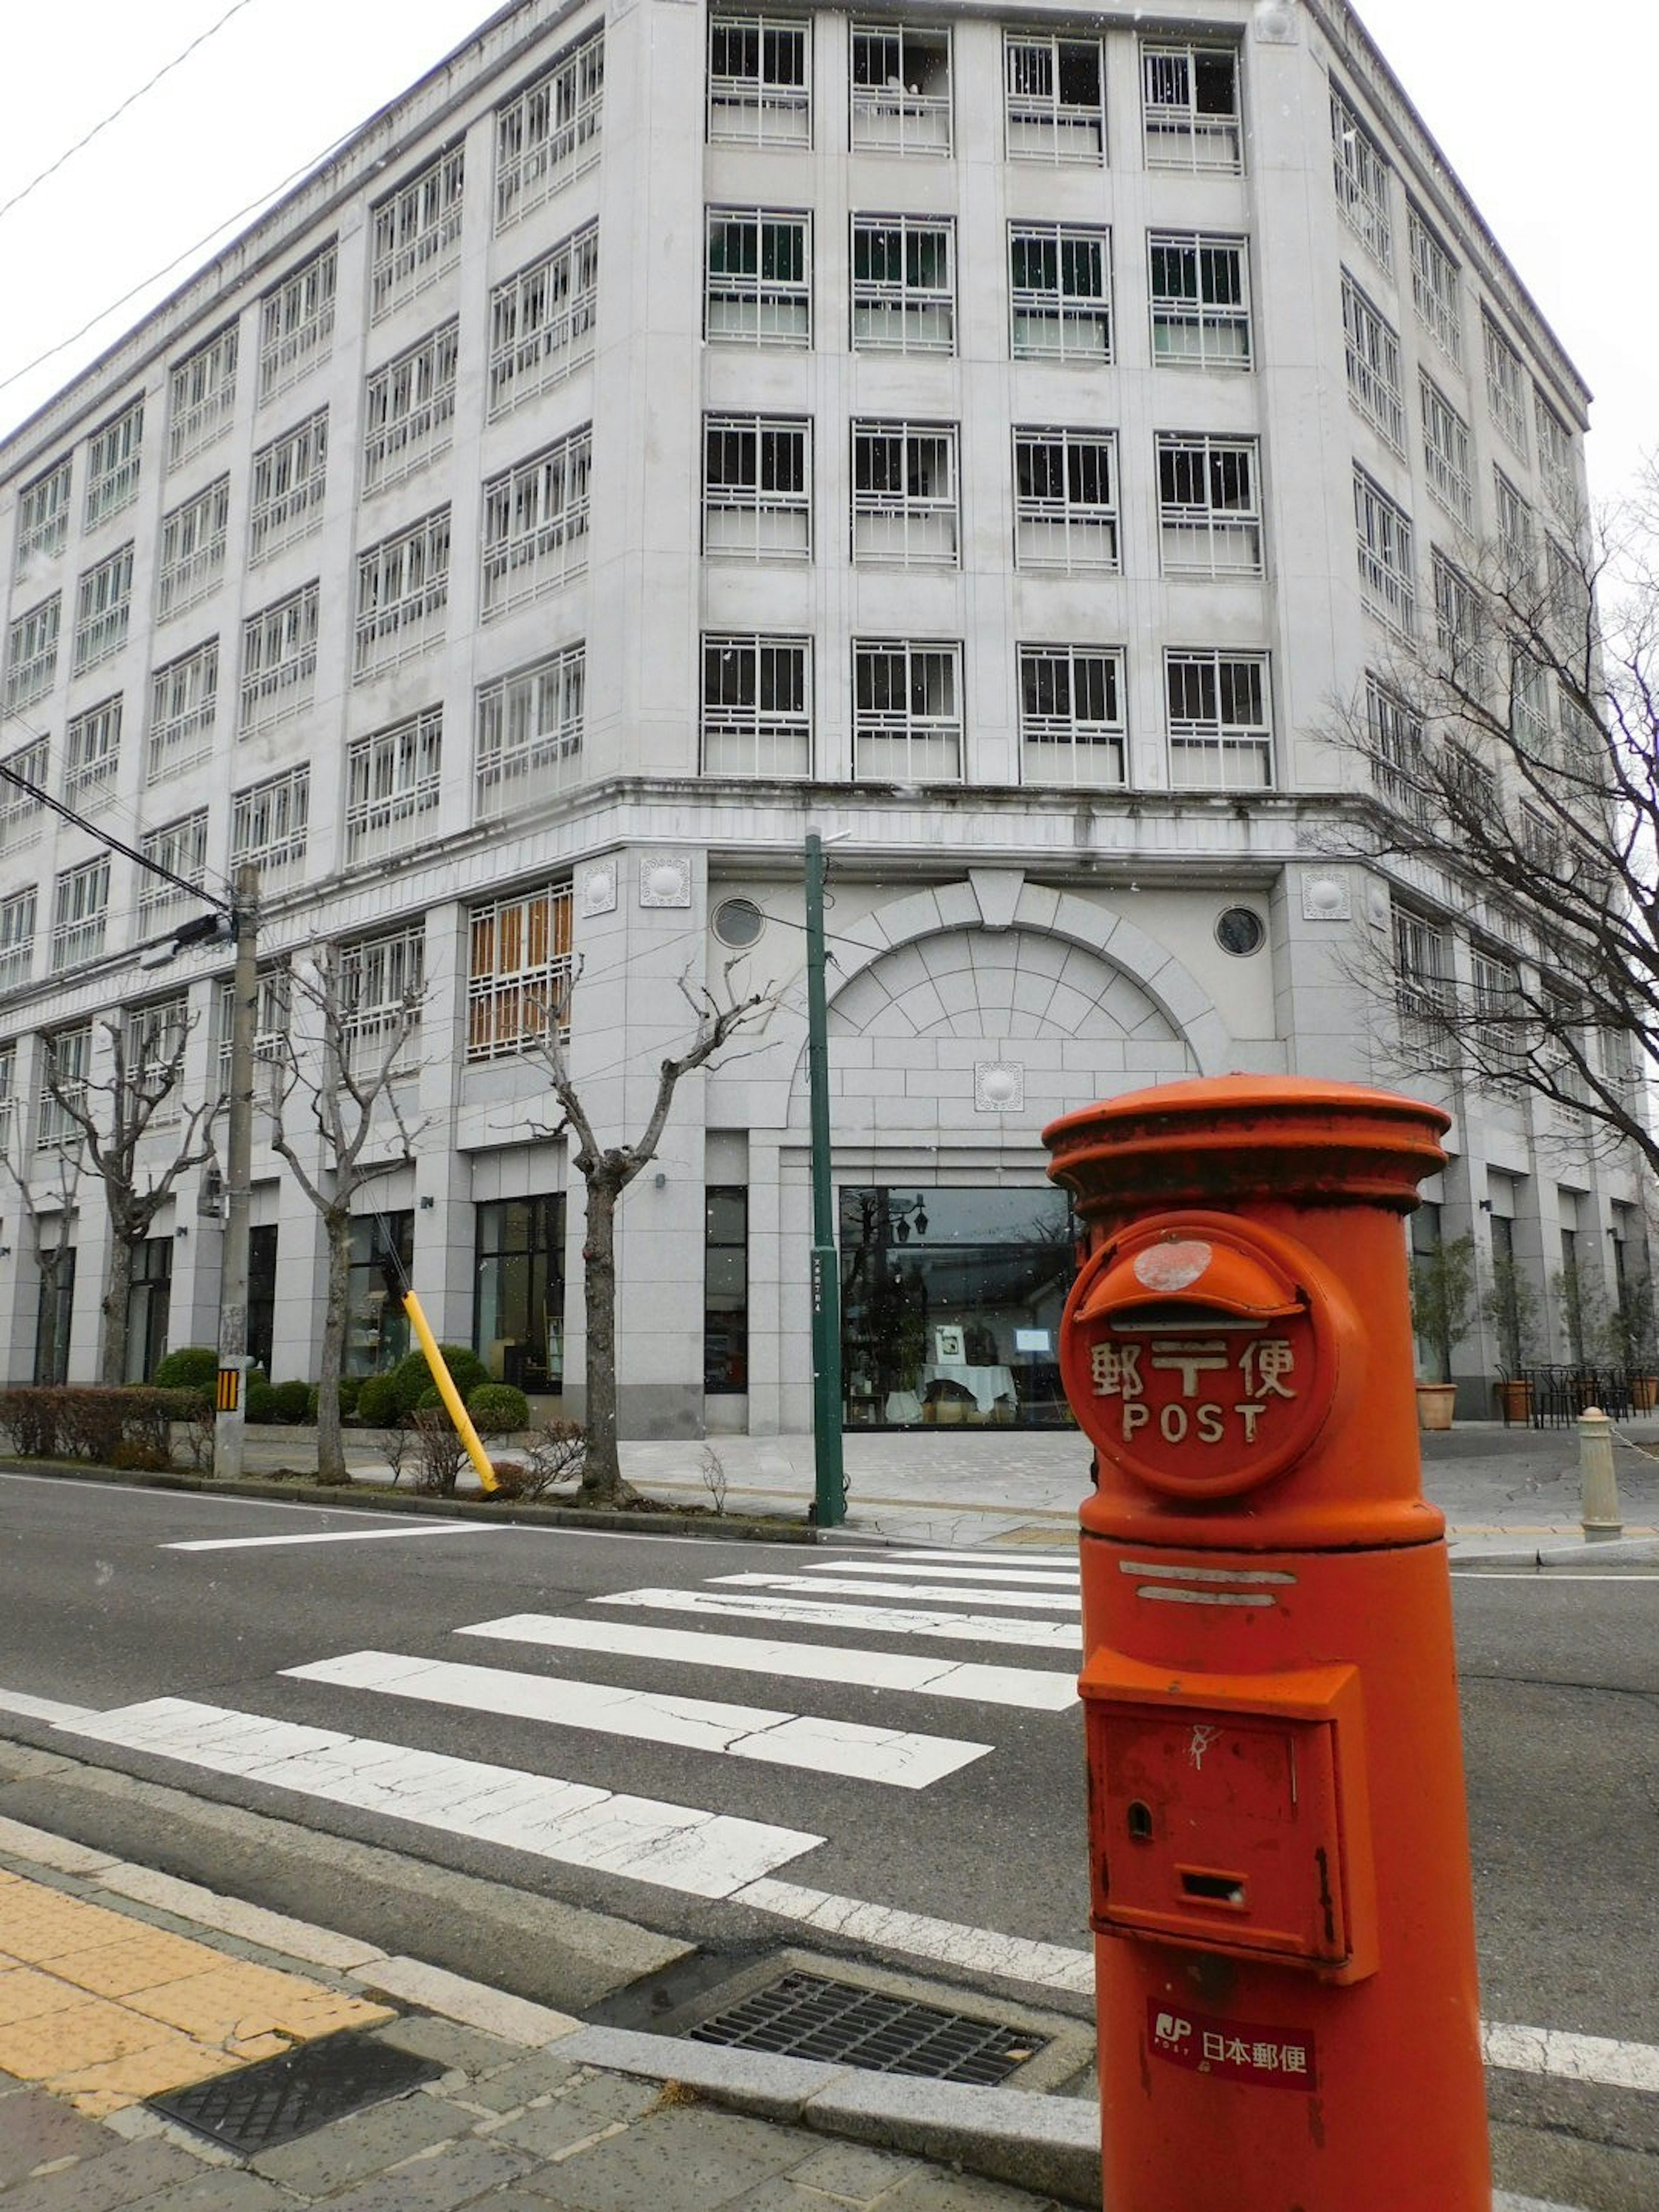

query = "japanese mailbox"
[1044, 1075, 1488, 2212]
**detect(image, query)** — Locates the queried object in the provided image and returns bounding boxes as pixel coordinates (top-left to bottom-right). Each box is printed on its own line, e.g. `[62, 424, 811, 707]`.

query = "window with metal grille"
[346, 707, 442, 861]
[1494, 470, 1534, 580]
[1354, 469, 1415, 636]
[708, 10, 810, 146]
[1157, 435, 1261, 576]
[468, 882, 573, 1059]
[258, 242, 337, 402]
[71, 545, 133, 675]
[1014, 428, 1117, 573]
[0, 740, 46, 849]
[489, 222, 599, 417]
[370, 141, 464, 320]
[1341, 272, 1404, 452]
[248, 410, 328, 564]
[1510, 653, 1551, 756]
[1166, 650, 1271, 789]
[138, 813, 208, 922]
[1482, 311, 1529, 460]
[65, 697, 121, 806]
[240, 582, 319, 733]
[1470, 947, 1521, 1064]
[84, 399, 143, 530]
[122, 996, 189, 1115]
[852, 216, 951, 352]
[363, 321, 459, 493]
[168, 324, 238, 468]
[1019, 645, 1125, 788]
[157, 477, 230, 622]
[703, 415, 810, 559]
[701, 634, 810, 777]
[6, 596, 60, 713]
[706, 209, 810, 346]
[1009, 224, 1110, 362]
[356, 509, 451, 677]
[850, 24, 950, 155]
[1408, 206, 1460, 366]
[148, 639, 217, 782]
[1432, 549, 1486, 685]
[340, 924, 425, 1082]
[213, 968, 289, 1101]
[1004, 32, 1103, 163]
[15, 458, 71, 576]
[1420, 376, 1471, 526]
[1148, 233, 1249, 366]
[852, 639, 961, 782]
[38, 1023, 91, 1147]
[495, 26, 604, 229]
[852, 420, 958, 566]
[1546, 534, 1590, 649]
[232, 765, 309, 874]
[1142, 42, 1239, 172]
[51, 857, 110, 970]
[1534, 394, 1576, 518]
[1330, 83, 1392, 268]
[1392, 904, 1450, 1023]
[0, 896, 32, 991]
[1366, 675, 1427, 822]
[481, 432, 590, 619]
[476, 646, 585, 813]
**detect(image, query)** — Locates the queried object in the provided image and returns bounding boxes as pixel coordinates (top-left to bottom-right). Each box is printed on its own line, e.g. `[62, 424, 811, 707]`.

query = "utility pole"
[213, 864, 257, 1480]
[804, 831, 845, 1527]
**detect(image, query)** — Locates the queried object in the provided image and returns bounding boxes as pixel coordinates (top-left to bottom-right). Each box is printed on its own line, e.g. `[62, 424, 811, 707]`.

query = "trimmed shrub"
[467, 1383, 530, 1437]
[153, 1347, 219, 1392]
[386, 1345, 489, 1419]
[0, 1386, 198, 1469]
[356, 1373, 402, 1428]
[337, 1375, 362, 1419]
[267, 1379, 313, 1425]
[246, 1375, 277, 1424]
[0, 1388, 62, 1457]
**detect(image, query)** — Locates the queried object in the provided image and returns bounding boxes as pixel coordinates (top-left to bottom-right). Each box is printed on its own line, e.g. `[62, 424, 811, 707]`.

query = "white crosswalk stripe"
[711, 1572, 1081, 1613]
[805, 1559, 1079, 1587]
[594, 1586, 1078, 1650]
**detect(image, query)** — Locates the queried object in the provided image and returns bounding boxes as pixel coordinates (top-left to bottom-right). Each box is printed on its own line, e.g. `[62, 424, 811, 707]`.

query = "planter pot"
[1415, 1381, 1457, 1432]
[1631, 1374, 1659, 1412]
[1497, 1378, 1533, 1426]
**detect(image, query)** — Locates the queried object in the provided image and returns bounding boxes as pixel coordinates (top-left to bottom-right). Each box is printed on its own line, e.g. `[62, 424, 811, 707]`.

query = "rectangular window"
[1330, 82, 1392, 268]
[0, 739, 47, 850]
[1342, 271, 1404, 452]
[480, 433, 590, 619]
[1367, 674, 1427, 822]
[1392, 904, 1451, 1023]
[850, 24, 950, 156]
[138, 812, 208, 923]
[1482, 310, 1529, 459]
[147, 638, 218, 782]
[1354, 468, 1415, 636]
[240, 582, 319, 733]
[1470, 947, 1522, 1063]
[167, 324, 238, 467]
[1148, 233, 1250, 366]
[706, 208, 810, 347]
[0, 895, 32, 991]
[852, 639, 961, 782]
[1408, 205, 1461, 365]
[467, 882, 574, 1060]
[370, 141, 464, 321]
[1546, 534, 1589, 648]
[51, 856, 110, 970]
[248, 410, 327, 563]
[38, 1025, 91, 1150]
[1433, 549, 1487, 684]
[1535, 394, 1576, 517]
[1010, 224, 1110, 362]
[1019, 645, 1126, 788]
[345, 707, 442, 862]
[488, 223, 599, 417]
[362, 321, 459, 493]
[65, 697, 121, 805]
[1142, 41, 1240, 172]
[72, 545, 133, 674]
[495, 26, 605, 229]
[1014, 428, 1117, 572]
[356, 509, 451, 677]
[1004, 32, 1103, 164]
[123, 995, 189, 1105]
[1166, 650, 1272, 789]
[705, 1187, 749, 1394]
[339, 925, 425, 1083]
[1156, 435, 1261, 576]
[703, 415, 810, 559]
[258, 242, 337, 402]
[15, 458, 71, 576]
[1511, 652, 1551, 755]
[708, 10, 810, 147]
[213, 967, 289, 1104]
[476, 1195, 566, 1393]
[156, 477, 229, 621]
[1420, 376, 1472, 526]
[0, 1040, 11, 1151]
[1494, 469, 1534, 578]
[701, 634, 810, 777]
[476, 648, 585, 815]
[851, 216, 951, 353]
[232, 764, 309, 874]
[84, 399, 143, 530]
[852, 420, 958, 567]
[5, 597, 59, 711]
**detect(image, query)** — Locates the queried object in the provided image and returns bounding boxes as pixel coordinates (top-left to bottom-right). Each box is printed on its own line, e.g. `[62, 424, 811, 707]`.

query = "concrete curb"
[1452, 1532, 1659, 1570]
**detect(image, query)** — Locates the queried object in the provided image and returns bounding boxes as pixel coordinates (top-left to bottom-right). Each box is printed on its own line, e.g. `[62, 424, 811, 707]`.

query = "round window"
[1215, 906, 1266, 957]
[712, 896, 766, 949]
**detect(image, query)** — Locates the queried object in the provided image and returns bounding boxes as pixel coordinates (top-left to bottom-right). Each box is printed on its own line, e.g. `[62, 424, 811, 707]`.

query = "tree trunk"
[99, 1234, 134, 1387]
[315, 1209, 352, 1483]
[579, 1175, 624, 1501]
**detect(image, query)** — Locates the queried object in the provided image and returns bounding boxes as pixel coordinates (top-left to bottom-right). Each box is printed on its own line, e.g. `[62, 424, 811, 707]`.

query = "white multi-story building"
[0, 0, 1642, 1427]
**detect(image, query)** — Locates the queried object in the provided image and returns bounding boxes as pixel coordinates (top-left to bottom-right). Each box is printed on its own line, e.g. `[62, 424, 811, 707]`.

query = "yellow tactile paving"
[43, 1930, 233, 1998]
[122, 1959, 388, 2044]
[0, 1885, 124, 1962]
[43, 2037, 247, 2121]
[0, 1966, 83, 2027]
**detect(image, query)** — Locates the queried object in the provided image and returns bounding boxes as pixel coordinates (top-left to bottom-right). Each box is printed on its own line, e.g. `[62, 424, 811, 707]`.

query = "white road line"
[54, 1697, 820, 1898]
[712, 1573, 1080, 1614]
[887, 1548, 1077, 1571]
[1452, 1572, 1658, 1582]
[735, 1878, 1096, 1997]
[595, 1588, 1078, 1652]
[283, 1651, 990, 1790]
[460, 1614, 1079, 1712]
[162, 1525, 494, 1552]
[1484, 2020, 1659, 2095]
[0, 1687, 97, 1726]
[803, 1560, 1080, 1587]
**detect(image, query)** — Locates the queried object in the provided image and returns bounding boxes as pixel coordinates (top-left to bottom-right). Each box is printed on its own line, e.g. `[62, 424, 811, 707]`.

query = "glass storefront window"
[705, 1185, 748, 1392]
[124, 1236, 173, 1382]
[345, 1211, 413, 1376]
[248, 1224, 278, 1378]
[475, 1195, 565, 1391]
[34, 1247, 75, 1385]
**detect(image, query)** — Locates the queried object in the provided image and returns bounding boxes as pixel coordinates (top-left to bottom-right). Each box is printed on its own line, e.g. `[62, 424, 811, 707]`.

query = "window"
[0, 897, 29, 991]
[1482, 310, 1529, 459]
[488, 223, 599, 416]
[1470, 947, 1522, 1062]
[248, 410, 328, 564]
[1408, 206, 1461, 365]
[852, 420, 958, 566]
[852, 639, 961, 782]
[214, 967, 289, 1103]
[346, 708, 442, 861]
[147, 639, 218, 782]
[495, 27, 605, 228]
[340, 925, 425, 1083]
[1014, 428, 1117, 572]
[1392, 903, 1451, 1023]
[1009, 225, 1110, 362]
[1519, 800, 1564, 874]
[1432, 549, 1486, 683]
[701, 635, 810, 776]
[0, 1043, 11, 1157]
[232, 765, 309, 874]
[70, 544, 133, 674]
[1546, 534, 1590, 649]
[1142, 42, 1240, 172]
[481, 433, 591, 618]
[1004, 32, 1103, 164]
[1511, 653, 1551, 755]
[356, 509, 451, 677]
[1354, 469, 1415, 636]
[84, 399, 143, 530]
[1421, 376, 1472, 527]
[476, 648, 585, 813]
[6, 596, 60, 712]
[1367, 675, 1427, 823]
[1341, 272, 1404, 452]
[1019, 645, 1126, 788]
[370, 141, 464, 320]
[467, 882, 574, 1060]
[51, 857, 110, 970]
[138, 813, 208, 923]
[123, 996, 189, 1106]
[1166, 651, 1271, 789]
[1494, 469, 1534, 578]
[1330, 82, 1391, 269]
[258, 242, 337, 401]
[1148, 233, 1250, 366]
[158, 477, 231, 624]
[1443, 741, 1496, 820]
[850, 24, 950, 155]
[707, 10, 810, 146]
[476, 1196, 566, 1393]
[65, 696, 121, 806]
[703, 415, 809, 559]
[1156, 435, 1261, 576]
[705, 1189, 749, 1394]
[362, 321, 459, 492]
[167, 324, 238, 467]
[38, 1024, 91, 1150]
[240, 582, 319, 733]
[1535, 394, 1576, 517]
[706, 208, 810, 346]
[852, 216, 951, 352]
[15, 458, 71, 575]
[344, 1213, 414, 1377]
[0, 740, 46, 849]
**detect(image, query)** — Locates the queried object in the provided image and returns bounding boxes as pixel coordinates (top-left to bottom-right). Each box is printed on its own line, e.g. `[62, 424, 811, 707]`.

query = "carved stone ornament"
[975, 1060, 1027, 1112]
[1300, 873, 1352, 922]
[639, 854, 693, 908]
[582, 864, 619, 917]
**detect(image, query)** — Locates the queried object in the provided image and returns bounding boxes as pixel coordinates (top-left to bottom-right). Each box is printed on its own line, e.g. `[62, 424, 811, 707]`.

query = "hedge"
[0, 1387, 205, 1468]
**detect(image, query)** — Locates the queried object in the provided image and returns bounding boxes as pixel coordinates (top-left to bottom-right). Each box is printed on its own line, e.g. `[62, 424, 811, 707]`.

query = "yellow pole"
[402, 1290, 500, 1495]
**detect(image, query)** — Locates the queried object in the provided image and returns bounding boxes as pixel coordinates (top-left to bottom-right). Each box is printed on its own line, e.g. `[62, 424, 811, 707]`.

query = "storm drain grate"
[147, 2031, 442, 2156]
[686, 1970, 1048, 2085]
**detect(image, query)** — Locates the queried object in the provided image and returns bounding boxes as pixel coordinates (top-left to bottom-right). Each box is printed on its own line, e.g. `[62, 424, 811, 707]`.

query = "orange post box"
[1043, 1076, 1488, 2212]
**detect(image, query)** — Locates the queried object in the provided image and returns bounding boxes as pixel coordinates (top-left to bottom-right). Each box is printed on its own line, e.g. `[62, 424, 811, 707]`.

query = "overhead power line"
[0, 752, 229, 913]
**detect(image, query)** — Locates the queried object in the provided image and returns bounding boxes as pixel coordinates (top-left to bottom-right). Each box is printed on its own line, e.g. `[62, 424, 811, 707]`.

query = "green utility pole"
[804, 832, 846, 1527]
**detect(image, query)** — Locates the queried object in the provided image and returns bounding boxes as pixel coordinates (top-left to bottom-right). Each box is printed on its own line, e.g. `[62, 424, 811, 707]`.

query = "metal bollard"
[1578, 1406, 1622, 1540]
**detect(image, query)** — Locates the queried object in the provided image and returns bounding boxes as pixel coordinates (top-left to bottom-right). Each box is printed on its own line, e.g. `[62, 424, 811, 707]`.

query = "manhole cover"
[687, 1970, 1048, 2085]
[148, 2031, 442, 2156]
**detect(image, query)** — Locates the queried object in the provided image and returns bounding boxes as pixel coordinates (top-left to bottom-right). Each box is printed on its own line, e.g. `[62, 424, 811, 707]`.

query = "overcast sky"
[0, 0, 1652, 505]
